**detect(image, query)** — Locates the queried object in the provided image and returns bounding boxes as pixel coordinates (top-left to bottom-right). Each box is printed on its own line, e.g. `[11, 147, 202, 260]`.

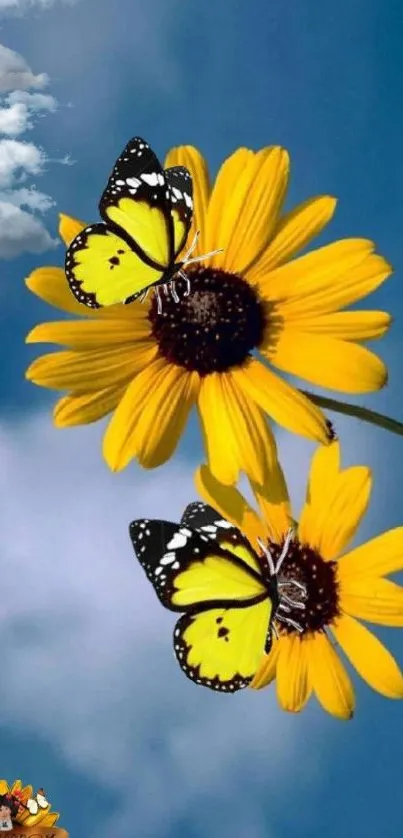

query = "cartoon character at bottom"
[0, 794, 19, 831]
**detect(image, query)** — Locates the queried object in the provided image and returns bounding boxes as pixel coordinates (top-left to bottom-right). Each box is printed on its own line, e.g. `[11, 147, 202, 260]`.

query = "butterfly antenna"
[183, 229, 200, 261]
[184, 248, 223, 266]
[274, 528, 294, 574]
[257, 537, 276, 577]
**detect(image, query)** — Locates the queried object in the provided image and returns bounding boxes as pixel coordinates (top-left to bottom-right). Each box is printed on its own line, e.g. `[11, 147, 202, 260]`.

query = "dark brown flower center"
[269, 537, 340, 635]
[148, 267, 267, 375]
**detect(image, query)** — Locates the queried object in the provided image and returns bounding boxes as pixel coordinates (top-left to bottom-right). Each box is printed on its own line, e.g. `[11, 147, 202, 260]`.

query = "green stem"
[301, 391, 403, 437]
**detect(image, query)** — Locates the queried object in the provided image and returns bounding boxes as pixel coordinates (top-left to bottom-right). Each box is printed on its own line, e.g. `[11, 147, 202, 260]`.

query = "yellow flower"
[0, 779, 59, 827]
[195, 441, 403, 719]
[26, 144, 391, 482]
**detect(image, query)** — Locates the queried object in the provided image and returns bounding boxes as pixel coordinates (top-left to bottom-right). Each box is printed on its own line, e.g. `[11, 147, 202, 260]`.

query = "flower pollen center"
[148, 266, 267, 375]
[269, 538, 340, 635]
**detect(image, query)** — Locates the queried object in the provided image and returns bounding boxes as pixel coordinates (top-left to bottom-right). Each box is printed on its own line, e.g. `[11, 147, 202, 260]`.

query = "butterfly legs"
[177, 271, 191, 296]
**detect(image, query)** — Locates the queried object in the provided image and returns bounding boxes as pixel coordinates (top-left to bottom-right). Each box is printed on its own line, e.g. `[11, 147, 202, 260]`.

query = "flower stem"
[301, 391, 403, 437]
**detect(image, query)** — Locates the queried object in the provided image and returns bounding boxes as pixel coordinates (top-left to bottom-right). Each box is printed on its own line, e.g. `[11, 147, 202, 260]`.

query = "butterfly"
[26, 789, 48, 816]
[65, 136, 221, 313]
[129, 502, 306, 692]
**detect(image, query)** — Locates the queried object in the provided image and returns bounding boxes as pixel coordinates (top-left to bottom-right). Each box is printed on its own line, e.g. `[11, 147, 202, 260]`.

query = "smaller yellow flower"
[195, 442, 403, 719]
[0, 779, 59, 827]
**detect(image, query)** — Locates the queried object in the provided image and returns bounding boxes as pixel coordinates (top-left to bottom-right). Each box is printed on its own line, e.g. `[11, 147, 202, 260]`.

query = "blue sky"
[0, 0, 402, 836]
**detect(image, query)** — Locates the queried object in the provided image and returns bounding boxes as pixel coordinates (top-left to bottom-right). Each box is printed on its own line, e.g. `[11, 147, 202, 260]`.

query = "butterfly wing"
[65, 222, 164, 307]
[129, 518, 274, 691]
[36, 793, 48, 810]
[129, 519, 267, 612]
[65, 137, 192, 308]
[174, 599, 273, 691]
[99, 137, 174, 270]
[165, 166, 193, 257]
[180, 502, 263, 576]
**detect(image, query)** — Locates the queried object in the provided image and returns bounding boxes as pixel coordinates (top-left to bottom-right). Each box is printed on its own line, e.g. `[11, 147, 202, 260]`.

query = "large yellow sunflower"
[195, 442, 403, 719]
[26, 144, 392, 484]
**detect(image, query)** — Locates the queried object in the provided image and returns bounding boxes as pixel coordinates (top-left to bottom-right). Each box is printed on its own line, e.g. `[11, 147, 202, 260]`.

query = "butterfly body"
[65, 137, 195, 310]
[129, 503, 297, 693]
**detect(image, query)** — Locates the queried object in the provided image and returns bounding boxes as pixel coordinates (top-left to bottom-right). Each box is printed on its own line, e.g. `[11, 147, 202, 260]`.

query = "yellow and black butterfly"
[65, 136, 219, 313]
[129, 502, 305, 692]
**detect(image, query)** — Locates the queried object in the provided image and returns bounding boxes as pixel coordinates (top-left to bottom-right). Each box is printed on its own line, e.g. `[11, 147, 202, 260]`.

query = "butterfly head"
[257, 530, 307, 634]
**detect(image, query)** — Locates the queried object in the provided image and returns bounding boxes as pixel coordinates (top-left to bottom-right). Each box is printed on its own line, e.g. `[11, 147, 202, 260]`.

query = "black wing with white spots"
[180, 502, 257, 559]
[99, 136, 170, 222]
[129, 515, 274, 695]
[165, 165, 193, 254]
[129, 517, 265, 613]
[129, 519, 217, 611]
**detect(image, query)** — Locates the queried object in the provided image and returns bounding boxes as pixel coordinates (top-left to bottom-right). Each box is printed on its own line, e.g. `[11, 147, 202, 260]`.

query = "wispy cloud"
[0, 43, 48, 91]
[0, 44, 62, 258]
[0, 0, 81, 15]
[0, 413, 320, 838]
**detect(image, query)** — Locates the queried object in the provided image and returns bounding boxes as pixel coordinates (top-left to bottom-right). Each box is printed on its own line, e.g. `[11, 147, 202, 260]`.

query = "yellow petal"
[59, 212, 86, 246]
[266, 330, 388, 394]
[307, 631, 355, 719]
[276, 635, 311, 713]
[232, 357, 331, 444]
[54, 385, 127, 427]
[332, 614, 403, 699]
[25, 267, 130, 319]
[26, 315, 151, 348]
[337, 527, 403, 578]
[299, 465, 372, 560]
[26, 342, 157, 391]
[103, 359, 198, 471]
[282, 310, 392, 340]
[10, 780, 22, 793]
[249, 195, 337, 279]
[135, 368, 199, 468]
[249, 458, 292, 544]
[259, 239, 391, 314]
[205, 147, 289, 272]
[307, 439, 341, 504]
[195, 464, 267, 550]
[340, 577, 403, 626]
[197, 371, 277, 486]
[250, 638, 280, 689]
[164, 145, 210, 255]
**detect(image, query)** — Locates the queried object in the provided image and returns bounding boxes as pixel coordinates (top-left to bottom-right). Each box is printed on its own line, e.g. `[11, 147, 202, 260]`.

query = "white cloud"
[0, 415, 320, 837]
[0, 200, 56, 256]
[0, 44, 48, 92]
[0, 43, 64, 257]
[0, 0, 80, 12]
[0, 92, 58, 137]
[7, 90, 57, 112]
[0, 101, 29, 135]
[0, 185, 54, 211]
[0, 138, 45, 185]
